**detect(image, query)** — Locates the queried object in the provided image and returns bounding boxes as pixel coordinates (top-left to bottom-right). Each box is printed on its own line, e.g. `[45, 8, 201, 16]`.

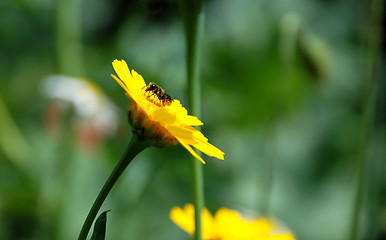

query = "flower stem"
[178, 1, 205, 240]
[190, 155, 204, 240]
[77, 136, 147, 240]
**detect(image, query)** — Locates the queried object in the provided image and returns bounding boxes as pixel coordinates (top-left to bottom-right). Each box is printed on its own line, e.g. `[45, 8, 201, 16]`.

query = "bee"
[143, 82, 174, 106]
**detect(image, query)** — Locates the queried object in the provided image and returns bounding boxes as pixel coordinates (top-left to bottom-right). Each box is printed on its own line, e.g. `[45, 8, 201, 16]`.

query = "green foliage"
[0, 0, 384, 240]
[91, 211, 109, 240]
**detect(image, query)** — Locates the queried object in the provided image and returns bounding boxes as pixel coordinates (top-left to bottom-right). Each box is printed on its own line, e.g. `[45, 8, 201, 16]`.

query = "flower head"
[41, 75, 119, 148]
[111, 59, 224, 163]
[170, 204, 295, 240]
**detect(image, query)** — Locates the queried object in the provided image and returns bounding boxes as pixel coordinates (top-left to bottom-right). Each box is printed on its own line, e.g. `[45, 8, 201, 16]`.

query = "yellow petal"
[170, 204, 217, 240]
[113, 73, 144, 106]
[215, 208, 270, 239]
[185, 126, 224, 160]
[177, 138, 206, 164]
[170, 204, 195, 235]
[167, 100, 185, 113]
[268, 233, 296, 240]
[253, 218, 274, 235]
[151, 108, 177, 125]
[167, 125, 224, 160]
[131, 69, 146, 90]
[112, 59, 134, 89]
[202, 208, 217, 239]
[193, 140, 225, 160]
[112, 60, 140, 98]
[166, 101, 202, 125]
[180, 115, 203, 126]
[167, 126, 199, 145]
[190, 127, 209, 142]
[111, 74, 130, 94]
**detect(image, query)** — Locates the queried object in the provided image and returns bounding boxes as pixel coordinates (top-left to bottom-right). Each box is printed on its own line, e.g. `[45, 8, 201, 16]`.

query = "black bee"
[143, 82, 174, 106]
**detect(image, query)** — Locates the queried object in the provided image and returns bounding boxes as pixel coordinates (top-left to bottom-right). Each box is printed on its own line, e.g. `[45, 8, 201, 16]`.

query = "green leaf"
[90, 210, 110, 240]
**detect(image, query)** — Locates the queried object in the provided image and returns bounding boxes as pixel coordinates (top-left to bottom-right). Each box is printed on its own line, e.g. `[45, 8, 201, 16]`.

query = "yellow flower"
[170, 204, 296, 240]
[111, 59, 224, 164]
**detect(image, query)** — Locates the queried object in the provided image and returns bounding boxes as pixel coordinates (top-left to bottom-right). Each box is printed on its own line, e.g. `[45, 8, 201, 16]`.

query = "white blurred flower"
[40, 75, 119, 144]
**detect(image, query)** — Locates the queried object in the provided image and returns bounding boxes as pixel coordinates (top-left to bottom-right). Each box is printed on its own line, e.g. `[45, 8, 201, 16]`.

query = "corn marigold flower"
[170, 204, 295, 240]
[111, 59, 224, 164]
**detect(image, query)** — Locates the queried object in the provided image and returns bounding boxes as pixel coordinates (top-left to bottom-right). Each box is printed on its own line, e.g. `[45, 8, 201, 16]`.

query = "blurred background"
[0, 0, 385, 239]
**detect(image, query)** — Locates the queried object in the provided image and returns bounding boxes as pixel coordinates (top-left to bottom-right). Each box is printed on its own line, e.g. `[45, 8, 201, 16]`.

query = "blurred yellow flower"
[170, 204, 295, 240]
[111, 59, 224, 164]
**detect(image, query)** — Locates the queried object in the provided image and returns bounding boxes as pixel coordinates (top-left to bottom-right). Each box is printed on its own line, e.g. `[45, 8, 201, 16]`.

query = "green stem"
[349, 0, 383, 239]
[178, 1, 205, 240]
[190, 154, 204, 240]
[77, 136, 147, 240]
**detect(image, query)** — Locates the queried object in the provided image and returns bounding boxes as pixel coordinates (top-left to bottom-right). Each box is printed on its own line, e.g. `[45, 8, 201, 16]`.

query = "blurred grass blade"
[0, 95, 33, 168]
[349, 0, 384, 239]
[90, 210, 110, 240]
